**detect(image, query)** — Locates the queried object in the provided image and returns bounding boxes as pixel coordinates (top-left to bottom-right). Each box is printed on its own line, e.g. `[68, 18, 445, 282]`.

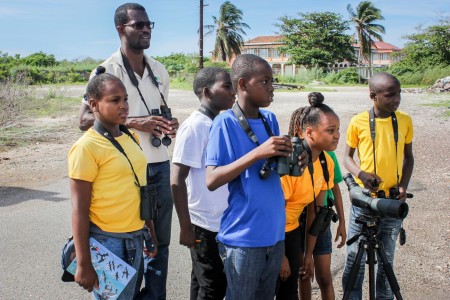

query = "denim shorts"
[299, 221, 332, 255]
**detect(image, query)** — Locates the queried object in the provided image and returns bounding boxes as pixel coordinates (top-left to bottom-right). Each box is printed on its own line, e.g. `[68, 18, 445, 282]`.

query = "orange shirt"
[281, 152, 335, 232]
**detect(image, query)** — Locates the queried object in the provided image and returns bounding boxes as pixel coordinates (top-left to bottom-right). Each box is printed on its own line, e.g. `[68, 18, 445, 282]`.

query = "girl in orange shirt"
[276, 92, 340, 300]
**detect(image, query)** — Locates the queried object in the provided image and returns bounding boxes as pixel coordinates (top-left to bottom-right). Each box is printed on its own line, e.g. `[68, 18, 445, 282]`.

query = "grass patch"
[170, 78, 193, 90]
[24, 96, 80, 117]
[422, 99, 450, 117]
[0, 83, 81, 150]
[401, 84, 429, 89]
[0, 122, 79, 150]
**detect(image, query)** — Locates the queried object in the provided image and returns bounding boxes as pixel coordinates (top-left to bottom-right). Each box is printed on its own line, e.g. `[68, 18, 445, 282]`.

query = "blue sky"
[0, 0, 447, 61]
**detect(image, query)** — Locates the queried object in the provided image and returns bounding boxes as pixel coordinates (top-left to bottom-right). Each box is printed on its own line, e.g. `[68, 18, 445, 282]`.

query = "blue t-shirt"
[206, 109, 286, 247]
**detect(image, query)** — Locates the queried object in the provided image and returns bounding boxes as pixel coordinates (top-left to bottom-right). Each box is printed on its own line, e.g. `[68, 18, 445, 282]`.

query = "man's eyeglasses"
[123, 21, 155, 30]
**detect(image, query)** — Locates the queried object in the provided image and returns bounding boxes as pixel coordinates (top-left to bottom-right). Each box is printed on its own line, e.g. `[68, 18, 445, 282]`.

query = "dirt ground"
[0, 85, 449, 298]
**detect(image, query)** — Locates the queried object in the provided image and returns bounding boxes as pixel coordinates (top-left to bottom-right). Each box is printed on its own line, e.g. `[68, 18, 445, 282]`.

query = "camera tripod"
[343, 216, 403, 300]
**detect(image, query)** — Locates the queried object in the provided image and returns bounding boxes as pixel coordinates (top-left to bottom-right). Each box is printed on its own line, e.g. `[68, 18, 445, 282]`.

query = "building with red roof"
[231, 35, 402, 78]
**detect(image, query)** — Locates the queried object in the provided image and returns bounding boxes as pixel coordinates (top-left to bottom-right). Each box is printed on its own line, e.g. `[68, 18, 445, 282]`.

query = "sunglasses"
[123, 21, 155, 30]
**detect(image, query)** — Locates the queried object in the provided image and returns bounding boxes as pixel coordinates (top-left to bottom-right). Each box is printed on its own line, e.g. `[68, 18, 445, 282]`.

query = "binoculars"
[276, 136, 305, 176]
[150, 108, 172, 147]
[140, 184, 158, 221]
[309, 206, 339, 236]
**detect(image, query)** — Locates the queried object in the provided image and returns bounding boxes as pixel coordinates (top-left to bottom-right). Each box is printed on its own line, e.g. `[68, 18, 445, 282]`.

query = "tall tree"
[277, 12, 355, 69]
[347, 1, 385, 78]
[395, 18, 450, 69]
[204, 1, 250, 62]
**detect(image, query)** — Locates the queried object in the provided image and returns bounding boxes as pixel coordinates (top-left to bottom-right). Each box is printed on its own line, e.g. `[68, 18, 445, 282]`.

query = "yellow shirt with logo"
[346, 110, 413, 194]
[281, 152, 335, 232]
[68, 128, 147, 233]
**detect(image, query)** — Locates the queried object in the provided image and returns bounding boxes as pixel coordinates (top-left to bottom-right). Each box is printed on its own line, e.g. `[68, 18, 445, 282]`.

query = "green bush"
[381, 65, 450, 85]
[324, 67, 359, 84]
[204, 61, 229, 70]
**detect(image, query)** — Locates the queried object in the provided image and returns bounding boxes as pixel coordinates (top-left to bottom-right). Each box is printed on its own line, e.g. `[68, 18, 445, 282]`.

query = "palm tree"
[205, 1, 250, 62]
[347, 1, 385, 80]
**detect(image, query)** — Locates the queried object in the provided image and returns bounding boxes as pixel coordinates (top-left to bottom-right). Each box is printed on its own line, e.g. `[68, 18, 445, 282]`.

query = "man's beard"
[129, 38, 150, 51]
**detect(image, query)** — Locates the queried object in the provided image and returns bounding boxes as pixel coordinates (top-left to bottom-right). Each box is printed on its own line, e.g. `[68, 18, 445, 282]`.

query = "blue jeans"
[219, 241, 284, 300]
[143, 161, 173, 300]
[342, 205, 402, 300]
[299, 211, 333, 255]
[90, 231, 144, 300]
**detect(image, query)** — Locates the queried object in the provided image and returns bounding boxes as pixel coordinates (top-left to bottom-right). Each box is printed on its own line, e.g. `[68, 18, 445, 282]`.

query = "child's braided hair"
[288, 92, 336, 137]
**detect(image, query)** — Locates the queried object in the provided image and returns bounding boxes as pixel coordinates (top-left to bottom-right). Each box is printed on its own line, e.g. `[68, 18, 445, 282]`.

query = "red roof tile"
[352, 41, 401, 51]
[373, 41, 401, 51]
[245, 35, 401, 51]
[245, 36, 283, 44]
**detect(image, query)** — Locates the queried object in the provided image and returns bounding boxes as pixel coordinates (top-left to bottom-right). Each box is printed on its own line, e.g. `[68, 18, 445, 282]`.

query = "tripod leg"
[343, 240, 365, 300]
[377, 241, 403, 300]
[367, 241, 376, 300]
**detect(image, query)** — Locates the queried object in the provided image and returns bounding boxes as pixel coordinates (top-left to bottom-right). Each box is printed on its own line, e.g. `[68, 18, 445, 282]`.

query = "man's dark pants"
[143, 161, 173, 300]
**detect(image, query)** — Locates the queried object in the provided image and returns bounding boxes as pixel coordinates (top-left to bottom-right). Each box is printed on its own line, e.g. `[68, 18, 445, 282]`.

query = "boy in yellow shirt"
[342, 72, 414, 300]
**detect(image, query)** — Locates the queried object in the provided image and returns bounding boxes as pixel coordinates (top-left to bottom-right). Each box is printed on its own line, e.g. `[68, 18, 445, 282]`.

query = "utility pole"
[199, 0, 208, 69]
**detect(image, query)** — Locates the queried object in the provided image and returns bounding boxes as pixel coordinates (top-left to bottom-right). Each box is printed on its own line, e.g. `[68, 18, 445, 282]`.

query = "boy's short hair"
[114, 3, 146, 27]
[369, 72, 400, 93]
[193, 67, 228, 99]
[231, 54, 270, 91]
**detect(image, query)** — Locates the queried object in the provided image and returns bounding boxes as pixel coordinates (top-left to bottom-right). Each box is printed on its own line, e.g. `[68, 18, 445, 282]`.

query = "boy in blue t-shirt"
[205, 54, 307, 300]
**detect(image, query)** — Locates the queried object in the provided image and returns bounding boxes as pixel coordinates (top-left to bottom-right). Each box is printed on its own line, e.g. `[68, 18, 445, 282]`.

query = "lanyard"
[120, 50, 169, 115]
[231, 102, 274, 146]
[305, 140, 331, 213]
[368, 108, 399, 186]
[197, 104, 216, 120]
[93, 121, 142, 187]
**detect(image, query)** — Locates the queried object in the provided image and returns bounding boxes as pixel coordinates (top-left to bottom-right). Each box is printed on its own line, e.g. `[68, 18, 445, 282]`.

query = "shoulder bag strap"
[93, 121, 141, 187]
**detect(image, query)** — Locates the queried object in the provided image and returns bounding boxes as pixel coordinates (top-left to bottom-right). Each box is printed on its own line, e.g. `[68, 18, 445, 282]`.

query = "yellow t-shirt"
[281, 152, 335, 232]
[346, 110, 413, 194]
[68, 128, 147, 232]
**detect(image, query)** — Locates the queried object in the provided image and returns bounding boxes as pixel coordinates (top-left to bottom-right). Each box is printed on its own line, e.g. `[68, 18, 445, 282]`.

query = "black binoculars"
[140, 184, 158, 221]
[259, 136, 306, 180]
[309, 206, 339, 236]
[376, 187, 405, 199]
[276, 136, 305, 176]
[150, 108, 172, 147]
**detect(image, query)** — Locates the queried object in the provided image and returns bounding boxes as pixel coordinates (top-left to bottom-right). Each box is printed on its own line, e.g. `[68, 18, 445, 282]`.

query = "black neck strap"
[120, 50, 169, 115]
[369, 108, 399, 185]
[319, 151, 333, 207]
[93, 121, 142, 187]
[305, 140, 332, 212]
[198, 104, 216, 121]
[232, 102, 274, 146]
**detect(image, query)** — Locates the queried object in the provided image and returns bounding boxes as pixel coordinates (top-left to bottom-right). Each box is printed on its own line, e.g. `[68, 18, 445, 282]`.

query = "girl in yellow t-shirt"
[276, 92, 340, 300]
[68, 70, 156, 298]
